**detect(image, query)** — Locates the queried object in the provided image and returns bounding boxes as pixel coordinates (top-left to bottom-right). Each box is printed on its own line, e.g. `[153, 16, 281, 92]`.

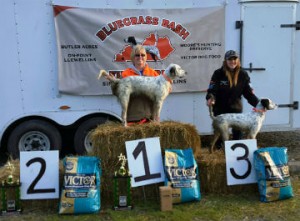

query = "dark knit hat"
[225, 50, 238, 60]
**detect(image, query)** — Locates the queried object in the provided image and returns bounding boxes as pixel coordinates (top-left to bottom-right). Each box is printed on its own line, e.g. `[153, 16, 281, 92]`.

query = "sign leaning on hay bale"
[225, 139, 257, 186]
[20, 151, 59, 199]
[125, 137, 165, 187]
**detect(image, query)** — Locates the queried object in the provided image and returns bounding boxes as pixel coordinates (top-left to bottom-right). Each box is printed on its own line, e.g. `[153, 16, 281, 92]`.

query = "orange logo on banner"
[115, 33, 174, 62]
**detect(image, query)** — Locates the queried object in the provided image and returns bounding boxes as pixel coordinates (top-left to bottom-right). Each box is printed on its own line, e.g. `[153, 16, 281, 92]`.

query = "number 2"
[26, 157, 55, 194]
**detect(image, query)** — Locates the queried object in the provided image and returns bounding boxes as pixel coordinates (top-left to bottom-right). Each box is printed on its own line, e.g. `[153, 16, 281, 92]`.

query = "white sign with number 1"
[125, 137, 165, 187]
[20, 151, 59, 199]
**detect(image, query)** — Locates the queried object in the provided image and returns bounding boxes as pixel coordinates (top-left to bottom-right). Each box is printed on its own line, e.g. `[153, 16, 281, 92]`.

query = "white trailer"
[1, 0, 299, 158]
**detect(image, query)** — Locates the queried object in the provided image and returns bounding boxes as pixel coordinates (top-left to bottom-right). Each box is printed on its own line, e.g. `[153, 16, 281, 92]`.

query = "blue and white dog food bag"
[59, 156, 101, 214]
[164, 148, 201, 203]
[253, 147, 293, 202]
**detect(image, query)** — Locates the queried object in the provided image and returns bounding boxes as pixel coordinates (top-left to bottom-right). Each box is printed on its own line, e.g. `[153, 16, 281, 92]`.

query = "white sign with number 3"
[125, 137, 165, 187]
[225, 139, 257, 186]
[20, 151, 59, 199]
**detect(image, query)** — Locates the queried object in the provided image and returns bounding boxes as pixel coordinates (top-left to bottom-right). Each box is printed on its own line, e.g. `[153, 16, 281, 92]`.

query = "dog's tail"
[98, 70, 108, 80]
[98, 69, 118, 82]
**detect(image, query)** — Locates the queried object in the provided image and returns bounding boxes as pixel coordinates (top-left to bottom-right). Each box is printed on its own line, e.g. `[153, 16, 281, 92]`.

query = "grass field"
[2, 176, 299, 221]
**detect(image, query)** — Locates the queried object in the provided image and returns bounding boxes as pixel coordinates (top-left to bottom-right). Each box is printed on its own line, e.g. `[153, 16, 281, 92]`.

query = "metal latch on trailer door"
[278, 101, 299, 110]
[242, 63, 266, 73]
[281, 21, 300, 30]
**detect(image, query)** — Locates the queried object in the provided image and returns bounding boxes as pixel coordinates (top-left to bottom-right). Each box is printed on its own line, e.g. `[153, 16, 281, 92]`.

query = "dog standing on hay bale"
[99, 64, 186, 126]
[209, 98, 277, 153]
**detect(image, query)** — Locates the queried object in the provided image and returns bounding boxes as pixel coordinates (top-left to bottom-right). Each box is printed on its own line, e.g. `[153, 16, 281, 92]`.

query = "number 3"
[229, 143, 251, 179]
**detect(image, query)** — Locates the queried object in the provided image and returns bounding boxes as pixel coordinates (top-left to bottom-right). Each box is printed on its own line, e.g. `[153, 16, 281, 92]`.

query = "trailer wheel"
[7, 120, 62, 159]
[74, 117, 107, 155]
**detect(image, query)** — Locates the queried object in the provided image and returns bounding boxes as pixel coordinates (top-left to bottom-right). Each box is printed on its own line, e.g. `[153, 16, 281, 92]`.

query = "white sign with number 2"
[20, 151, 59, 199]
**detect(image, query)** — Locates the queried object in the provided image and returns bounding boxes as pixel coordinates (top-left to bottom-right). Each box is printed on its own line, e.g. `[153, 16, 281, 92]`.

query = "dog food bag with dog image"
[254, 147, 294, 202]
[59, 156, 101, 214]
[164, 148, 201, 204]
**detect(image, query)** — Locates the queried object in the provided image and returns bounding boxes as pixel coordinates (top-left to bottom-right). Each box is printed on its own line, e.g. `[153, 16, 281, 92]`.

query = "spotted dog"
[99, 64, 186, 126]
[209, 98, 277, 153]
[124, 36, 162, 62]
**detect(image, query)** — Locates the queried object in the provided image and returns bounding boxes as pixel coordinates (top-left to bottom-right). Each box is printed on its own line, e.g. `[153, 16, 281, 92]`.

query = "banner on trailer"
[53, 6, 225, 95]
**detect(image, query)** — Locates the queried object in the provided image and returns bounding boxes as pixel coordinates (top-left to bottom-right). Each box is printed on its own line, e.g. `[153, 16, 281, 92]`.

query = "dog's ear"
[128, 36, 136, 45]
[260, 99, 270, 109]
[169, 66, 176, 77]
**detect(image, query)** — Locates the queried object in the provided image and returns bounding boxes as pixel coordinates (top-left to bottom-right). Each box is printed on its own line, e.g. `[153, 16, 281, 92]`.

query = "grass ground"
[2, 176, 300, 221]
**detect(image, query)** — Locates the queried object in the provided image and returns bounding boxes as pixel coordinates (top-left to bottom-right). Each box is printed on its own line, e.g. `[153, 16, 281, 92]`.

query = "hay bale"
[0, 160, 64, 211]
[90, 120, 201, 161]
[198, 148, 258, 194]
[0, 159, 20, 181]
[89, 120, 201, 199]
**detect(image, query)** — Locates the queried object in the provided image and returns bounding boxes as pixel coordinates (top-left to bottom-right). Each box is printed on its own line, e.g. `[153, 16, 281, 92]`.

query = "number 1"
[132, 141, 161, 182]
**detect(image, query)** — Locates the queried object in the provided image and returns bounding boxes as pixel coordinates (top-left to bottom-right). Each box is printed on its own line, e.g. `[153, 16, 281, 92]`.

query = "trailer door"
[241, 2, 297, 128]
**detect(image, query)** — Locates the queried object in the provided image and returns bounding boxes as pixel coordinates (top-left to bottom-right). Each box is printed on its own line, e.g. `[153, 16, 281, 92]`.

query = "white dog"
[99, 64, 186, 126]
[209, 98, 277, 153]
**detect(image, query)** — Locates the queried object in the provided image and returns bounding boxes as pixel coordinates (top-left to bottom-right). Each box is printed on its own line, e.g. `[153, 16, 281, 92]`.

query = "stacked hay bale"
[90, 121, 201, 157]
[89, 121, 201, 201]
[198, 149, 258, 194]
[90, 120, 258, 198]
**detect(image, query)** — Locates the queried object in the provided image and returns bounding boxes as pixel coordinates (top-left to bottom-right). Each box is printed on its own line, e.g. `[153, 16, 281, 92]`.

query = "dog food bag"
[164, 148, 201, 204]
[253, 147, 294, 202]
[59, 156, 101, 214]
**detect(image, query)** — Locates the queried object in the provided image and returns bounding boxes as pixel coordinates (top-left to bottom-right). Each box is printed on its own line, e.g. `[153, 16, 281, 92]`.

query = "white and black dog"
[99, 64, 186, 126]
[124, 36, 161, 62]
[209, 98, 277, 153]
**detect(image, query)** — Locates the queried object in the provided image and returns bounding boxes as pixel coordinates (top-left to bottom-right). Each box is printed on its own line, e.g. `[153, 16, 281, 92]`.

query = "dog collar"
[252, 108, 266, 113]
[163, 73, 173, 84]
